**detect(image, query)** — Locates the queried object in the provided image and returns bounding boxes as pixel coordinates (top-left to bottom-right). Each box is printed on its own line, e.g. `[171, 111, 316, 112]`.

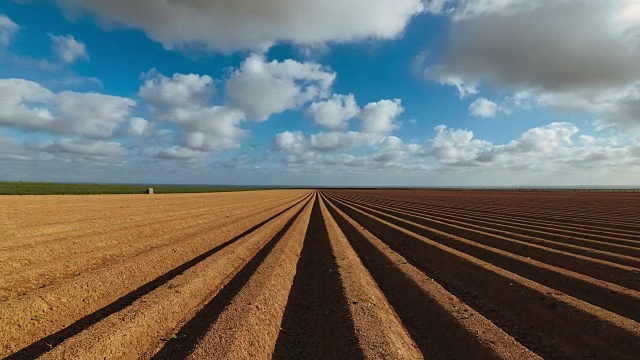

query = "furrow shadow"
[272, 195, 365, 360]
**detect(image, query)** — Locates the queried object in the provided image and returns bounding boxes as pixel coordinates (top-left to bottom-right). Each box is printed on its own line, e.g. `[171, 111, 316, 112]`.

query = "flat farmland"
[1, 189, 639, 359]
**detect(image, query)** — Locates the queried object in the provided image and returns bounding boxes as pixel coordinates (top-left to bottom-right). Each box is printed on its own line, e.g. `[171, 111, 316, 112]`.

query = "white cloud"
[307, 94, 359, 130]
[128, 117, 151, 136]
[469, 98, 507, 118]
[55, 91, 136, 138]
[275, 130, 400, 154]
[0, 79, 135, 138]
[226, 54, 336, 121]
[533, 84, 640, 132]
[174, 106, 247, 151]
[0, 14, 19, 47]
[53, 0, 426, 51]
[426, 122, 638, 171]
[138, 69, 249, 152]
[274, 129, 416, 170]
[274, 131, 308, 155]
[0, 78, 135, 138]
[0, 78, 56, 130]
[272, 121, 640, 176]
[56, 138, 125, 157]
[452, 0, 536, 21]
[429, 125, 492, 164]
[424, 0, 454, 14]
[309, 131, 402, 152]
[34, 138, 127, 157]
[139, 70, 214, 109]
[508, 122, 578, 153]
[432, 73, 477, 98]
[432, 0, 640, 131]
[360, 98, 404, 134]
[49, 34, 89, 64]
[142, 146, 201, 160]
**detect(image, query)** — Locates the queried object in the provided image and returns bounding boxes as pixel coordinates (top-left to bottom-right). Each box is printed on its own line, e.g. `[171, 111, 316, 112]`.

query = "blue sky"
[1, 0, 639, 186]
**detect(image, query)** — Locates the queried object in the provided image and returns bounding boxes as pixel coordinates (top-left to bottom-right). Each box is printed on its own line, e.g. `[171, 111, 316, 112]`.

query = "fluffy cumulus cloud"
[135, 54, 341, 155]
[273, 129, 420, 170]
[226, 54, 335, 121]
[426, 122, 638, 170]
[53, 0, 428, 51]
[509, 122, 578, 153]
[140, 70, 247, 152]
[432, 0, 640, 131]
[175, 107, 247, 151]
[307, 94, 359, 130]
[55, 91, 135, 137]
[49, 34, 89, 63]
[272, 121, 640, 175]
[306, 95, 405, 133]
[273, 96, 412, 169]
[0, 14, 19, 47]
[0, 78, 135, 138]
[468, 98, 507, 118]
[0, 78, 55, 130]
[127, 117, 151, 136]
[139, 70, 214, 109]
[428, 125, 492, 165]
[360, 99, 404, 134]
[273, 131, 308, 156]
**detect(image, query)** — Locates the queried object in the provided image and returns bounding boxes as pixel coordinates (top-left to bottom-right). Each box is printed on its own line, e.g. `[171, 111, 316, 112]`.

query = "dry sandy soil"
[1, 189, 639, 359]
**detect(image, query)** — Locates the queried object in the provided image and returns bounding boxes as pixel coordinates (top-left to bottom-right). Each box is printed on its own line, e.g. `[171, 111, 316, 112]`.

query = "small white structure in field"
[146, 188, 154, 194]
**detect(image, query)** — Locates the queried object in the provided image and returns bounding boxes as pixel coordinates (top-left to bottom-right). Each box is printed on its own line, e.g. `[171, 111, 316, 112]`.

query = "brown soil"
[1, 189, 639, 359]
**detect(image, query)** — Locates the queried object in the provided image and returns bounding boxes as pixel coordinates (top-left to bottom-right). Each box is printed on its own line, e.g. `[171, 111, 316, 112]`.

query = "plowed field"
[1, 189, 639, 359]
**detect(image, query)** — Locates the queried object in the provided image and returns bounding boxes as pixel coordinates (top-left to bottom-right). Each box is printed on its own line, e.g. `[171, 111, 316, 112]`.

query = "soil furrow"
[317, 195, 423, 360]
[340, 197, 640, 250]
[35, 195, 311, 360]
[326, 193, 640, 360]
[3, 189, 639, 359]
[272, 195, 365, 360]
[0, 194, 307, 299]
[338, 194, 640, 258]
[344, 191, 640, 233]
[327, 194, 640, 322]
[331, 194, 640, 291]
[0, 192, 300, 250]
[0, 193, 311, 358]
[339, 191, 640, 239]
[161, 194, 314, 360]
[322, 194, 540, 360]
[0, 193, 296, 257]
